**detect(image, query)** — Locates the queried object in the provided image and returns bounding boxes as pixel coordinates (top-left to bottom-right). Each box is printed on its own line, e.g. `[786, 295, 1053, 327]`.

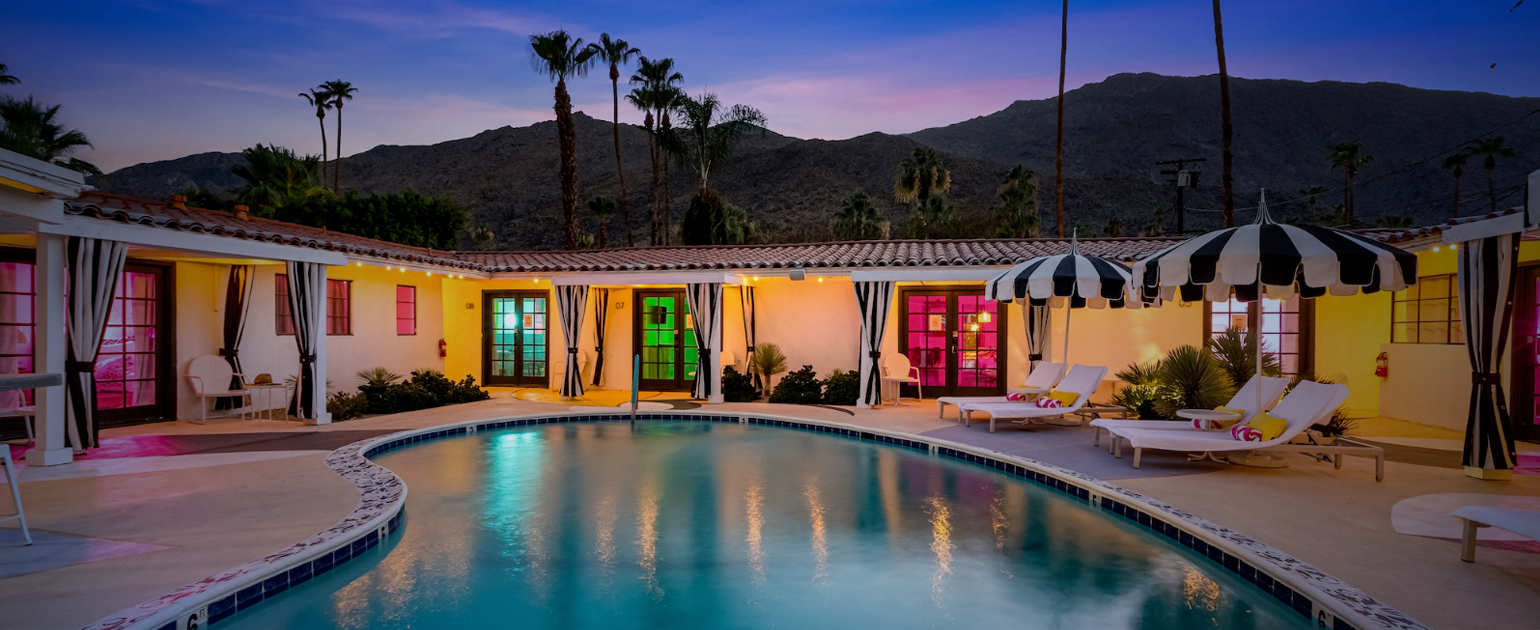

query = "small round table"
[246, 383, 292, 421]
[1175, 409, 1244, 464]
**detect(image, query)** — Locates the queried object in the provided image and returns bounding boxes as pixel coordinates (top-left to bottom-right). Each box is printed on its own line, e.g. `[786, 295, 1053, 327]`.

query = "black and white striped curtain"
[64, 237, 127, 449]
[1459, 233, 1518, 474]
[215, 265, 254, 410]
[854, 280, 895, 408]
[742, 285, 760, 391]
[1024, 303, 1050, 368]
[686, 283, 723, 400]
[591, 288, 609, 388]
[285, 262, 324, 419]
[557, 285, 588, 398]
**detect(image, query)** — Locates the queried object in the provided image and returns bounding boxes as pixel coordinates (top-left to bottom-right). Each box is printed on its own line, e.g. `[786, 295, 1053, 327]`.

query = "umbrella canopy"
[986, 236, 1135, 308]
[1129, 192, 1417, 305]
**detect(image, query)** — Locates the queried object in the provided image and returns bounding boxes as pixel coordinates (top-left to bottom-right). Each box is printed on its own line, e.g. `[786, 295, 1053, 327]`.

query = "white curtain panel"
[853, 280, 895, 409]
[1459, 233, 1519, 473]
[591, 288, 609, 388]
[686, 283, 723, 400]
[215, 264, 255, 410]
[557, 285, 589, 398]
[741, 285, 760, 391]
[64, 236, 127, 449]
[284, 261, 325, 419]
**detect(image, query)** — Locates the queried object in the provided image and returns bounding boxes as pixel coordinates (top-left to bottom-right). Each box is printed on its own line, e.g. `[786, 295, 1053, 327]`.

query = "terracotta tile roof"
[64, 191, 479, 270]
[1369, 208, 1531, 246]
[67, 190, 1442, 273]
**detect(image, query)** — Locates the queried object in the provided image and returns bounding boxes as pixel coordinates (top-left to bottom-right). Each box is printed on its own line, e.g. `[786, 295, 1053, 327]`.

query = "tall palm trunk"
[555, 78, 580, 249]
[1214, 0, 1234, 227]
[1053, 0, 1067, 238]
[610, 67, 633, 246]
[334, 106, 343, 193]
[316, 113, 328, 188]
[660, 110, 673, 245]
[1344, 168, 1355, 225]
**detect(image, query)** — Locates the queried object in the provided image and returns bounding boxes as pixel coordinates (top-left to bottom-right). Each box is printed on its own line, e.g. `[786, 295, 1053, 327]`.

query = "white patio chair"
[1089, 375, 1290, 447]
[937, 361, 1066, 420]
[722, 350, 738, 373]
[881, 353, 922, 405]
[960, 365, 1108, 432]
[186, 355, 251, 423]
[1107, 381, 1381, 479]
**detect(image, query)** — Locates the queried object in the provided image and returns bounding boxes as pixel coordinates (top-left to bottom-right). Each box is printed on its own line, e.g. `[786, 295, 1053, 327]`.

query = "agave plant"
[748, 343, 787, 391]
[357, 367, 403, 388]
[1153, 345, 1233, 419]
[1206, 327, 1281, 389]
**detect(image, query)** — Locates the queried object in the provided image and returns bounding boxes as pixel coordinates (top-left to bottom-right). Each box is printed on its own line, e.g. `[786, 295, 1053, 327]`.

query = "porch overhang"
[19, 214, 349, 265]
[851, 268, 1011, 283]
[528, 271, 746, 286]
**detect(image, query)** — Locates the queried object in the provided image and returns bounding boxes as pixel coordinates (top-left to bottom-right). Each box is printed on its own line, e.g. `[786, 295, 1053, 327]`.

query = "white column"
[28, 233, 71, 466]
[708, 288, 724, 404]
[307, 265, 331, 425]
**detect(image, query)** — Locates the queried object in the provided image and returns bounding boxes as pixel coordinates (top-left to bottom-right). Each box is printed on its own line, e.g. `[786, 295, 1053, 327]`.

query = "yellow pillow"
[1048, 391, 1080, 407]
[1246, 412, 1287, 441]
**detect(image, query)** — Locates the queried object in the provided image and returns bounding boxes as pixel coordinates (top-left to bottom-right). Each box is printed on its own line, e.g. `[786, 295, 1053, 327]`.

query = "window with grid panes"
[396, 285, 416, 335]
[1392, 274, 1462, 344]
[275, 273, 294, 335]
[1205, 296, 1309, 376]
[327, 279, 351, 335]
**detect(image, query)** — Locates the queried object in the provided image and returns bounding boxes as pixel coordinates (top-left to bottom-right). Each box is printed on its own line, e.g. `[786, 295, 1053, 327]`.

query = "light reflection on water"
[222, 422, 1305, 630]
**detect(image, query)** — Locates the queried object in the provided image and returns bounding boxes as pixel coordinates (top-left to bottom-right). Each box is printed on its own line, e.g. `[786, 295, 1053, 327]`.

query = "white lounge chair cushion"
[1089, 375, 1290, 434]
[1116, 381, 1348, 453]
[961, 365, 1108, 420]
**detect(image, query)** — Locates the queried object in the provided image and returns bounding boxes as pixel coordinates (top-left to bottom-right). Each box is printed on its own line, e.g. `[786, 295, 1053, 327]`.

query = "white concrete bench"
[1453, 506, 1540, 562]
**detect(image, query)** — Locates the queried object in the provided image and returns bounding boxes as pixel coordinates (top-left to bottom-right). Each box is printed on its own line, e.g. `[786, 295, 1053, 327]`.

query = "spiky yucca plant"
[748, 343, 787, 391]
[1112, 361, 1163, 419]
[357, 367, 402, 388]
[1207, 327, 1281, 388]
[1153, 345, 1233, 418]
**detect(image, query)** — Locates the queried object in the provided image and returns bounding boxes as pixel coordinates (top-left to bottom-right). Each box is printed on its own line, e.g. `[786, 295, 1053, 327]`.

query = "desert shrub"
[1206, 327, 1280, 388]
[821, 368, 860, 406]
[1153, 345, 1233, 418]
[749, 343, 787, 390]
[722, 366, 759, 402]
[769, 365, 823, 404]
[361, 369, 490, 415]
[327, 391, 369, 421]
[1111, 361, 1163, 419]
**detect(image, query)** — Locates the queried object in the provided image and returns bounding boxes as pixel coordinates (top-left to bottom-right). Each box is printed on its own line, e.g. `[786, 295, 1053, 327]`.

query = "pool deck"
[3, 391, 1539, 630]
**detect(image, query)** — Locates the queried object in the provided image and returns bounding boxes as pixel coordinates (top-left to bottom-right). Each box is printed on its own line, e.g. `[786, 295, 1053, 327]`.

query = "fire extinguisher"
[1375, 352, 1388, 378]
[439, 339, 448, 358]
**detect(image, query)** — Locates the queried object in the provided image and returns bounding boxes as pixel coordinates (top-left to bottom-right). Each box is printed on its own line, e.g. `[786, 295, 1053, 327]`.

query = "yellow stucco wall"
[1313, 291, 1391, 417]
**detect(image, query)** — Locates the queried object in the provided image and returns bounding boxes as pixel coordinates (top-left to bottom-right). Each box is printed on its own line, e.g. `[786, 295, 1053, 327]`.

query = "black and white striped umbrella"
[1129, 191, 1417, 304]
[985, 236, 1135, 363]
[985, 236, 1134, 309]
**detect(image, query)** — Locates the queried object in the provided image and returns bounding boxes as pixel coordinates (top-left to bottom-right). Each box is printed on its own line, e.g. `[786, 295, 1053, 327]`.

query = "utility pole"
[1157, 157, 1206, 234]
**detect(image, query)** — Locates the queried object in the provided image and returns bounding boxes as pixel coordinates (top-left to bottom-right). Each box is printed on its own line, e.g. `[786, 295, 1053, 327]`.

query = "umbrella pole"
[1063, 305, 1073, 365]
[1256, 263, 1264, 413]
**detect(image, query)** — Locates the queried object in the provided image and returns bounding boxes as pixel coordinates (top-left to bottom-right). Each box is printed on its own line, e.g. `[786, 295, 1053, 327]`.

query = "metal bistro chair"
[881, 353, 923, 406]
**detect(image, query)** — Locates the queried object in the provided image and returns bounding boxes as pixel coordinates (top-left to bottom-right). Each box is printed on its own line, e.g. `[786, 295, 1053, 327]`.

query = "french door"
[483, 291, 549, 387]
[897, 288, 1006, 398]
[95, 263, 176, 427]
[1513, 266, 1540, 441]
[634, 290, 697, 392]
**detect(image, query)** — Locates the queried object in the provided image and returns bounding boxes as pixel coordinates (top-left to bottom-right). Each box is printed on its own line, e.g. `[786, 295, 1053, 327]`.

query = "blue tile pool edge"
[83, 409, 1427, 630]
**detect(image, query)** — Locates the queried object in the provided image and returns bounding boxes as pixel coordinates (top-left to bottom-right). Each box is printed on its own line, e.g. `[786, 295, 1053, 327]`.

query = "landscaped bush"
[1207, 327, 1280, 388]
[769, 365, 823, 404]
[349, 367, 490, 415]
[1110, 361, 1163, 419]
[722, 366, 759, 402]
[821, 369, 860, 406]
[327, 391, 369, 421]
[1152, 345, 1233, 418]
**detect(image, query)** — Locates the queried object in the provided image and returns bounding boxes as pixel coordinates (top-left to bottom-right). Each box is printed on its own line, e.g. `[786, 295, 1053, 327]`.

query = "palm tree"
[320, 80, 356, 193]
[530, 30, 597, 250]
[1327, 141, 1373, 225]
[667, 92, 766, 194]
[831, 191, 886, 240]
[1213, 0, 1235, 227]
[894, 146, 952, 207]
[587, 35, 640, 246]
[628, 56, 684, 245]
[1297, 185, 1327, 223]
[1053, 0, 1068, 237]
[299, 88, 331, 187]
[1467, 137, 1517, 214]
[993, 165, 1042, 238]
[230, 144, 323, 211]
[587, 196, 616, 248]
[0, 95, 100, 176]
[1441, 149, 1472, 216]
[0, 63, 17, 85]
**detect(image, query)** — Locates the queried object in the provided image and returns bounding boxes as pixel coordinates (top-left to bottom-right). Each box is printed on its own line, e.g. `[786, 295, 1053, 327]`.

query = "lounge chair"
[1106, 381, 1383, 481]
[1088, 375, 1290, 447]
[936, 361, 1066, 420]
[960, 365, 1108, 433]
[1453, 506, 1540, 562]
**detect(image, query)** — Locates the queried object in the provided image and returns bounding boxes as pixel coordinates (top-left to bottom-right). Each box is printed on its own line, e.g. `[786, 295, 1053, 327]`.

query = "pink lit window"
[327, 279, 351, 335]
[396, 285, 416, 335]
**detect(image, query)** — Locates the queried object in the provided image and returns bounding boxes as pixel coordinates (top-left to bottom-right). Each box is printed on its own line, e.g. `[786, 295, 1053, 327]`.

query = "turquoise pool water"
[223, 422, 1305, 629]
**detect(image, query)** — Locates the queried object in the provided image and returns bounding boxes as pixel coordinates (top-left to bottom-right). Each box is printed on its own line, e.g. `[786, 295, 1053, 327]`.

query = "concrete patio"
[2, 391, 1539, 629]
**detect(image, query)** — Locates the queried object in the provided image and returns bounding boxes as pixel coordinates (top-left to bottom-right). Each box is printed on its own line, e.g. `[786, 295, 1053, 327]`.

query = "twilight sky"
[7, 0, 1537, 172]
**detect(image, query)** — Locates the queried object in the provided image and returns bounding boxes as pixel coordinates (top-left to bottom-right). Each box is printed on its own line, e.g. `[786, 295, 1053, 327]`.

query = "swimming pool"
[212, 420, 1309, 630]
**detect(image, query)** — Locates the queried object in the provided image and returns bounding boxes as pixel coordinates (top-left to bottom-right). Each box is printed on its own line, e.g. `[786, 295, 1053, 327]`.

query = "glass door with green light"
[634, 290, 697, 392]
[483, 291, 549, 387]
